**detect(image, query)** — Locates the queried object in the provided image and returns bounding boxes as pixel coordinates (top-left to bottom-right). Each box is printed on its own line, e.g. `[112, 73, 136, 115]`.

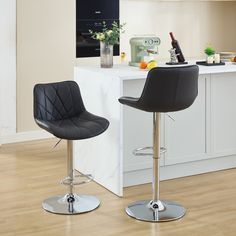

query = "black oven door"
[76, 0, 119, 20]
[76, 20, 120, 58]
[76, 35, 119, 58]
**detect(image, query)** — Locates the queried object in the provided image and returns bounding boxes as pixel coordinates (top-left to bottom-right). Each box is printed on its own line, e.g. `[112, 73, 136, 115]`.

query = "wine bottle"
[169, 32, 185, 63]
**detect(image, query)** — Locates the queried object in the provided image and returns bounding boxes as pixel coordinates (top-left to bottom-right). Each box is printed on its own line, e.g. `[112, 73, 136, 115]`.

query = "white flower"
[107, 30, 113, 36]
[96, 33, 105, 41]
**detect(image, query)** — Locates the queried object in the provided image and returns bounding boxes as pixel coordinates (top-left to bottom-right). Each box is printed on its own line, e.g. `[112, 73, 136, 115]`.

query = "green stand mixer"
[129, 36, 161, 67]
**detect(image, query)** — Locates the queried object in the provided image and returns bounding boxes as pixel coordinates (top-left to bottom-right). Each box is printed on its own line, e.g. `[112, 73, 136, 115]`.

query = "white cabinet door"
[164, 75, 208, 165]
[122, 79, 165, 174]
[211, 73, 236, 157]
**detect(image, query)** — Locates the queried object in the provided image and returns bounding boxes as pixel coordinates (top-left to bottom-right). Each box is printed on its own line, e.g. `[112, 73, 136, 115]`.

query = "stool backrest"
[34, 81, 85, 121]
[138, 65, 199, 112]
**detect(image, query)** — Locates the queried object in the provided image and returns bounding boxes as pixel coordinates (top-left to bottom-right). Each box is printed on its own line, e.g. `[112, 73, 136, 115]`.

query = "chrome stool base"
[126, 200, 186, 222]
[42, 193, 100, 215]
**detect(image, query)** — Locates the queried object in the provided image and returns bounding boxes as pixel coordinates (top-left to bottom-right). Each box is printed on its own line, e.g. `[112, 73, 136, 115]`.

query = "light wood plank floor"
[1, 139, 236, 236]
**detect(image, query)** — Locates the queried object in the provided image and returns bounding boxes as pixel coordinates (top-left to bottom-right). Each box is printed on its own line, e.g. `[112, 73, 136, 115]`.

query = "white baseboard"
[0, 130, 53, 144]
[123, 155, 236, 187]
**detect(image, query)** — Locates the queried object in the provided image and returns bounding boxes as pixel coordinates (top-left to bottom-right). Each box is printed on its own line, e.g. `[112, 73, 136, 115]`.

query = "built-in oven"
[76, 0, 120, 58]
[76, 0, 119, 20]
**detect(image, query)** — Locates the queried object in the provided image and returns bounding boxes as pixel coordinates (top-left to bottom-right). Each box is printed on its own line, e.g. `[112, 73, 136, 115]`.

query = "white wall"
[120, 1, 236, 60]
[0, 0, 16, 138]
[77, 1, 236, 65]
[17, 0, 75, 132]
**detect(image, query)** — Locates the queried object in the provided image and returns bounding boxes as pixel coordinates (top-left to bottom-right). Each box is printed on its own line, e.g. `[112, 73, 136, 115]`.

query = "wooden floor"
[1, 139, 236, 236]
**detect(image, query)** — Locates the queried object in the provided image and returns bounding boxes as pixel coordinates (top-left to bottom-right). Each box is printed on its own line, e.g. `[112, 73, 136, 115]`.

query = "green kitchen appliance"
[129, 36, 161, 66]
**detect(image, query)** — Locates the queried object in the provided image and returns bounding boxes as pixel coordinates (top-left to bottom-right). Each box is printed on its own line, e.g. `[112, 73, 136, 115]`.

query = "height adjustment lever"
[166, 114, 175, 122]
[53, 139, 62, 149]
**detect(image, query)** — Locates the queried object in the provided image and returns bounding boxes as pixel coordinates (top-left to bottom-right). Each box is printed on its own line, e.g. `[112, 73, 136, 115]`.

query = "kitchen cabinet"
[164, 75, 208, 165]
[211, 73, 236, 157]
[74, 62, 236, 196]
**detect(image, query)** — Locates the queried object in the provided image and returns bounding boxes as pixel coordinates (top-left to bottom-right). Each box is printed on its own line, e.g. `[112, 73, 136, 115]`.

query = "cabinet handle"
[94, 22, 102, 27]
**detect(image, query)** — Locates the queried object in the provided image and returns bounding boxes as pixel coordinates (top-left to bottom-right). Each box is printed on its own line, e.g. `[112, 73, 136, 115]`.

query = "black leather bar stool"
[33, 81, 109, 215]
[119, 65, 199, 222]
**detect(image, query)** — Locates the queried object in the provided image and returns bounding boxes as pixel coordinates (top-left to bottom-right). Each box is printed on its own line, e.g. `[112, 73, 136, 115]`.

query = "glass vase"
[100, 41, 113, 68]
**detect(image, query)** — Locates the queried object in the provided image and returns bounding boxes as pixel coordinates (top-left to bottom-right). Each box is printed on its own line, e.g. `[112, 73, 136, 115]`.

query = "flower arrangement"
[89, 21, 125, 45]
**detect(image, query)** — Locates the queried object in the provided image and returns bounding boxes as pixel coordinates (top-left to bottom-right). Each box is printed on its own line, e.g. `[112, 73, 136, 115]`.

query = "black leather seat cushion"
[35, 111, 109, 140]
[118, 97, 139, 109]
[34, 81, 109, 140]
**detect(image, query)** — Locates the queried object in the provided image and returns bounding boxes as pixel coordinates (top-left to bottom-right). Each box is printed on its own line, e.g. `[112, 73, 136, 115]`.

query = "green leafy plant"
[204, 46, 215, 56]
[89, 21, 125, 45]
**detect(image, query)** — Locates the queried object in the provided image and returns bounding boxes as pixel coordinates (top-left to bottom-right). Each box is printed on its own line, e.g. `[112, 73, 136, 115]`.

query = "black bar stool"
[33, 81, 109, 215]
[119, 65, 199, 222]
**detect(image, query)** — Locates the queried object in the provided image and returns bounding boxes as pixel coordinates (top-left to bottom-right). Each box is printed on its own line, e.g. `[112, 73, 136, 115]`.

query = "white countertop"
[75, 61, 236, 81]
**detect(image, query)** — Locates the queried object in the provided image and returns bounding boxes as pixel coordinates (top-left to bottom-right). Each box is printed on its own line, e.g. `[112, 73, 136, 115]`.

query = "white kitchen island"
[74, 62, 236, 196]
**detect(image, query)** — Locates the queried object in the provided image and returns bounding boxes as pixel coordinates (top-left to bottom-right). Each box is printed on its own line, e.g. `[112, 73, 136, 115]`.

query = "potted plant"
[89, 21, 125, 68]
[204, 46, 215, 64]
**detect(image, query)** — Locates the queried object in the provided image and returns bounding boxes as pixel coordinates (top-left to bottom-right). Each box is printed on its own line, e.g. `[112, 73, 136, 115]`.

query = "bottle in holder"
[169, 32, 185, 63]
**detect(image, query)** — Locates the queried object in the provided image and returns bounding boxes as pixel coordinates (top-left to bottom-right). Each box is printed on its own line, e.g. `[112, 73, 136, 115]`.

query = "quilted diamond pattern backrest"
[33, 81, 85, 121]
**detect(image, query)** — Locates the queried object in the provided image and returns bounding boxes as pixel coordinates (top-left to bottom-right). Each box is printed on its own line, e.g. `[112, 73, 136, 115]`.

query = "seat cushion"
[35, 111, 109, 140]
[118, 97, 139, 110]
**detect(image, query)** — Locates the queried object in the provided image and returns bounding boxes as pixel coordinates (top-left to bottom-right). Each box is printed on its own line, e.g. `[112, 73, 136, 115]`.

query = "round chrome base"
[42, 194, 100, 215]
[126, 200, 186, 222]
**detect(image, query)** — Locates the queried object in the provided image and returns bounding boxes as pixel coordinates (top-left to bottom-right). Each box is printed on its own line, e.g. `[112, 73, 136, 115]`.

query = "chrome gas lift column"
[126, 113, 186, 222]
[42, 140, 100, 215]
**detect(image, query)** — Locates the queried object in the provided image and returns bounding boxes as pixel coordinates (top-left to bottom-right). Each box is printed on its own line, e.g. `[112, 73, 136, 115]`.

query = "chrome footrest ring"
[133, 147, 166, 156]
[61, 173, 94, 186]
